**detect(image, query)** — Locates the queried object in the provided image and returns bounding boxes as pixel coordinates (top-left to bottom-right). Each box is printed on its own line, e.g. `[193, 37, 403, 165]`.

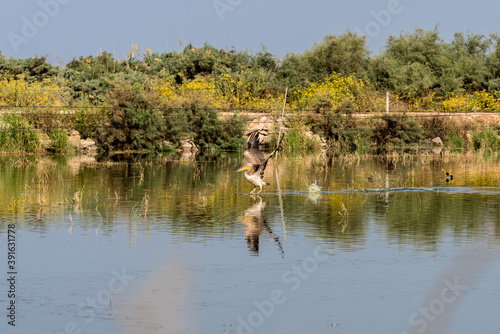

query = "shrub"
[420, 116, 446, 139]
[47, 130, 70, 154]
[95, 80, 166, 152]
[162, 97, 245, 151]
[471, 129, 500, 149]
[371, 114, 424, 149]
[291, 73, 371, 111]
[442, 90, 500, 112]
[0, 75, 69, 108]
[0, 55, 57, 82]
[309, 100, 363, 154]
[0, 114, 40, 152]
[445, 135, 464, 148]
[68, 105, 104, 140]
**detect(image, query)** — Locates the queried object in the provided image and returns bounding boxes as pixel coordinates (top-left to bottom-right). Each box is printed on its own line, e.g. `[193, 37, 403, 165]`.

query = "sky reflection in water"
[0, 154, 499, 334]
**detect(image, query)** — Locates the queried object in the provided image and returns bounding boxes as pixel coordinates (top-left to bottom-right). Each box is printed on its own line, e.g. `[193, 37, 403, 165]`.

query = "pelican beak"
[236, 164, 251, 172]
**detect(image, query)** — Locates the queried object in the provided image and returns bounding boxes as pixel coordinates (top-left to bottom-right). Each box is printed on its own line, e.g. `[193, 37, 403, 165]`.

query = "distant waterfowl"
[446, 172, 453, 182]
[367, 175, 374, 182]
[237, 131, 284, 194]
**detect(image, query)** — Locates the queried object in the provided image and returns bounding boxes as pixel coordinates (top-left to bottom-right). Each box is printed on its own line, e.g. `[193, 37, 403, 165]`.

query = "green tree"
[0, 54, 57, 81]
[276, 52, 310, 90]
[95, 80, 165, 152]
[486, 33, 500, 90]
[370, 27, 448, 97]
[279, 31, 370, 87]
[447, 31, 491, 91]
[303, 31, 370, 79]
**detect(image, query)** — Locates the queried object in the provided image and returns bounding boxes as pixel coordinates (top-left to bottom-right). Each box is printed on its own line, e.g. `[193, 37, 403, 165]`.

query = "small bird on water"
[236, 131, 284, 194]
[445, 172, 453, 182]
[367, 175, 374, 182]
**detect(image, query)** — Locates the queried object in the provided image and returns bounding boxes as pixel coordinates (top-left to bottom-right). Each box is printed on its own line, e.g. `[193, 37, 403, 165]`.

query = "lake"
[0, 152, 499, 334]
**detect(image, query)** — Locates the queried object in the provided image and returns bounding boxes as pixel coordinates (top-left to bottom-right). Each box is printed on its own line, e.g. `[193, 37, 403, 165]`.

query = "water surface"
[0, 153, 499, 334]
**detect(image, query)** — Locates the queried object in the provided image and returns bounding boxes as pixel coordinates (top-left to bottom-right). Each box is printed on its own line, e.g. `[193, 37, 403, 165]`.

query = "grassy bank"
[266, 112, 500, 155]
[2, 107, 499, 156]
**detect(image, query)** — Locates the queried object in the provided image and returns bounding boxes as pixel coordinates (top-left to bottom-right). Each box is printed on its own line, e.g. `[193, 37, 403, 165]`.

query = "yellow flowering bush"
[210, 71, 284, 111]
[291, 73, 371, 111]
[0, 75, 69, 108]
[153, 72, 284, 111]
[406, 92, 437, 111]
[153, 76, 177, 101]
[153, 76, 219, 107]
[442, 91, 500, 112]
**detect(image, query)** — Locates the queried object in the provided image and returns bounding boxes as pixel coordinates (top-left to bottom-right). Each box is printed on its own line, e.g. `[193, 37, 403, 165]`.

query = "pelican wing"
[244, 148, 265, 165]
[244, 132, 266, 176]
[256, 132, 285, 178]
[247, 131, 261, 151]
[243, 130, 285, 179]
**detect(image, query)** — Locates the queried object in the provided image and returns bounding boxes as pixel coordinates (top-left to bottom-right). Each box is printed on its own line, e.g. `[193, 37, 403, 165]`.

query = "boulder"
[67, 130, 97, 154]
[179, 139, 198, 153]
[68, 130, 81, 148]
[81, 138, 95, 149]
[246, 116, 287, 145]
[431, 137, 443, 146]
[81, 138, 97, 155]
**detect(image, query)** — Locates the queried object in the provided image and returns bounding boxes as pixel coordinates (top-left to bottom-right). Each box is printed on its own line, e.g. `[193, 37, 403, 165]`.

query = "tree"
[95, 80, 165, 152]
[0, 54, 57, 81]
[447, 31, 491, 92]
[370, 27, 448, 97]
[303, 31, 370, 79]
[486, 33, 500, 90]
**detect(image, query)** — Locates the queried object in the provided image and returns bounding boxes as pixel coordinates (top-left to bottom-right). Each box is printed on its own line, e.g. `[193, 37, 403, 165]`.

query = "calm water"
[0, 153, 499, 334]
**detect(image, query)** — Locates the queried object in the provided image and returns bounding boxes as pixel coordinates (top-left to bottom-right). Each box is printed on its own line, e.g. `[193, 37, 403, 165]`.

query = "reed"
[337, 203, 349, 234]
[73, 188, 84, 213]
[142, 193, 150, 217]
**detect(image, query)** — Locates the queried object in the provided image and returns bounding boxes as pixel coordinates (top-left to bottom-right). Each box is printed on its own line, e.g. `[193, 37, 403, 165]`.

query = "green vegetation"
[2, 27, 500, 155]
[371, 115, 424, 151]
[94, 80, 166, 152]
[471, 129, 500, 149]
[47, 130, 69, 154]
[0, 114, 40, 152]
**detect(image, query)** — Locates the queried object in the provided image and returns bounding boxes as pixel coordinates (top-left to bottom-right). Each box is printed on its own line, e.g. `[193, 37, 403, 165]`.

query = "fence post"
[386, 92, 389, 114]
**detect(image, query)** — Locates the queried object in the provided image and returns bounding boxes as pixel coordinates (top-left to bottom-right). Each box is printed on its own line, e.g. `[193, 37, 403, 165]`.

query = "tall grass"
[47, 130, 70, 154]
[471, 129, 500, 150]
[0, 114, 40, 152]
[445, 135, 464, 148]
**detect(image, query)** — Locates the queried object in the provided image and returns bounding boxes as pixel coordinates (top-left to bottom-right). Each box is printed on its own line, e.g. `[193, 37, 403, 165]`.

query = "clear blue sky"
[1, 0, 500, 64]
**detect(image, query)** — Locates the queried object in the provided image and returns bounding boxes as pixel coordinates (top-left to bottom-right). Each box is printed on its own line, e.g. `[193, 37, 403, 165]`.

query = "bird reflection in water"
[243, 196, 284, 257]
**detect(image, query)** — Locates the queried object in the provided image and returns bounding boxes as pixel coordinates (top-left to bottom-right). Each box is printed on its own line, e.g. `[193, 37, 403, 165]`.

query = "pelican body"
[237, 131, 283, 193]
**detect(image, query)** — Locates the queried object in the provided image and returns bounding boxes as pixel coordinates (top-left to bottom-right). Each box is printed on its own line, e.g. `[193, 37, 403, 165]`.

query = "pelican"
[236, 131, 283, 194]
